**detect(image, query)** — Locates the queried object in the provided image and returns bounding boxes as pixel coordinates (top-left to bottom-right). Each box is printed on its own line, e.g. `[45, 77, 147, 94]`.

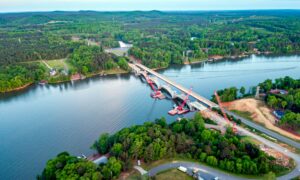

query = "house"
[71, 73, 81, 81]
[270, 89, 288, 95]
[273, 110, 285, 119]
[93, 156, 108, 165]
[50, 69, 57, 76]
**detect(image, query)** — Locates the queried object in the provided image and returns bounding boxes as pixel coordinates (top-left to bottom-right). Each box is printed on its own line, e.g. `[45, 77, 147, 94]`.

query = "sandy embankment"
[223, 98, 300, 141]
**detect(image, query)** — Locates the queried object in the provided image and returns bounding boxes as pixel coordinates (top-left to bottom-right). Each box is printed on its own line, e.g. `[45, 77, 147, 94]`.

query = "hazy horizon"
[1, 0, 300, 13]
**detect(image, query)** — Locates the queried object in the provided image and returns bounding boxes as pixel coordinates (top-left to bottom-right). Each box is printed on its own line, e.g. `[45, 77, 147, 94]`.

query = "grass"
[231, 110, 253, 120]
[105, 48, 129, 56]
[85, 68, 129, 78]
[46, 59, 68, 70]
[126, 170, 148, 180]
[241, 136, 261, 145]
[155, 169, 193, 180]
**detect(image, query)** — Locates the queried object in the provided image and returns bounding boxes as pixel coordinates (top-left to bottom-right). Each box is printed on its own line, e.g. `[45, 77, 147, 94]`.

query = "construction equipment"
[168, 88, 192, 115]
[144, 73, 165, 99]
[214, 91, 237, 133]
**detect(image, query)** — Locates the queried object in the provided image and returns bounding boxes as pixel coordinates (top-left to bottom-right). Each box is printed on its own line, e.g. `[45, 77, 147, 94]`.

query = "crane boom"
[177, 88, 192, 111]
[214, 91, 237, 133]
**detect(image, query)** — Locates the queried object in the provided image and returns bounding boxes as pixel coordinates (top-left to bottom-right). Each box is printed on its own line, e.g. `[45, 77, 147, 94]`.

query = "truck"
[178, 166, 187, 173]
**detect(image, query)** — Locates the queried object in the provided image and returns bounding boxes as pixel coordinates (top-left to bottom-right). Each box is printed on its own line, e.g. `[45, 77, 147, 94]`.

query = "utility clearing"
[223, 98, 300, 141]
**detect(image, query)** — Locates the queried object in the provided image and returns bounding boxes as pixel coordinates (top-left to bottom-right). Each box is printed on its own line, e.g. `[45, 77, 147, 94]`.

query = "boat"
[168, 105, 178, 115]
[151, 91, 165, 99]
[177, 109, 190, 115]
[168, 108, 178, 115]
[39, 80, 48, 85]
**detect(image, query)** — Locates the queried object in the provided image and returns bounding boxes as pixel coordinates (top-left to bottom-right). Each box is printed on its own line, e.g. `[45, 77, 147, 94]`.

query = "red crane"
[214, 91, 237, 133]
[177, 88, 193, 111]
[144, 73, 164, 99]
[169, 88, 192, 115]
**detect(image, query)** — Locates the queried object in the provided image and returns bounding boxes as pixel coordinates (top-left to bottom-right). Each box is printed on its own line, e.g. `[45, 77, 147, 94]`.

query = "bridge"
[130, 63, 218, 109]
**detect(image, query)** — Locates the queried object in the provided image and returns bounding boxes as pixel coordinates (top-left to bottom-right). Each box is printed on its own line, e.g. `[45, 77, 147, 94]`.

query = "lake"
[0, 55, 300, 179]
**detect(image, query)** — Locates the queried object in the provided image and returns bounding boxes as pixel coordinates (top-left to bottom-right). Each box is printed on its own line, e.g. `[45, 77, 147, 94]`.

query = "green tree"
[92, 133, 110, 154]
[240, 86, 246, 96]
[201, 129, 212, 142]
[206, 156, 218, 167]
[281, 101, 287, 109]
[267, 96, 278, 108]
[110, 143, 123, 157]
[263, 172, 276, 180]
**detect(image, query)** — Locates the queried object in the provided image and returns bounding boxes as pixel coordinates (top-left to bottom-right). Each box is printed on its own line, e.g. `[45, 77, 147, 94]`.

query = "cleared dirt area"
[223, 98, 300, 141]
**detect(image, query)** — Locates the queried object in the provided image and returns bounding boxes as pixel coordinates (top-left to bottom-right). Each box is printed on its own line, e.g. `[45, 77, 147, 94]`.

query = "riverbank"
[0, 82, 33, 93]
[186, 51, 300, 65]
[0, 68, 130, 94]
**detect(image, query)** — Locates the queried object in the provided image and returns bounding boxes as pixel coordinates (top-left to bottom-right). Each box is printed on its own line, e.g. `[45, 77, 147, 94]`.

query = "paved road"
[134, 166, 148, 175]
[226, 110, 300, 149]
[148, 161, 248, 180]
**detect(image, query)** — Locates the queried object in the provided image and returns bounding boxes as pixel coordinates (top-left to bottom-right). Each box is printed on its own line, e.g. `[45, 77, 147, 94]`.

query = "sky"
[0, 0, 300, 12]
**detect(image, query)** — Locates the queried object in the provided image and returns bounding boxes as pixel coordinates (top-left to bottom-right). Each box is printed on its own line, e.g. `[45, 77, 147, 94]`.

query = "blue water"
[0, 55, 300, 179]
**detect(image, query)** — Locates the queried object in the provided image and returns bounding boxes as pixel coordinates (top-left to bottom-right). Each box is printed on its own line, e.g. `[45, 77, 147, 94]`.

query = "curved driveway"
[148, 161, 249, 180]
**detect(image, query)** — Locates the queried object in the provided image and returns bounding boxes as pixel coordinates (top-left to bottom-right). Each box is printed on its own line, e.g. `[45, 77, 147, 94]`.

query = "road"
[226, 110, 300, 149]
[148, 161, 248, 180]
[134, 166, 148, 175]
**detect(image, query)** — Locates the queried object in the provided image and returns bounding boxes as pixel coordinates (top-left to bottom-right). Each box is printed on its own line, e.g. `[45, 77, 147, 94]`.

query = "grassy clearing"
[241, 136, 261, 145]
[155, 169, 193, 180]
[125, 170, 148, 180]
[231, 110, 253, 120]
[85, 68, 129, 78]
[46, 59, 67, 70]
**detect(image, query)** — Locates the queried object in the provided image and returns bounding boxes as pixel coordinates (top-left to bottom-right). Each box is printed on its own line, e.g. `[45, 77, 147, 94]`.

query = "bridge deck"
[134, 63, 218, 108]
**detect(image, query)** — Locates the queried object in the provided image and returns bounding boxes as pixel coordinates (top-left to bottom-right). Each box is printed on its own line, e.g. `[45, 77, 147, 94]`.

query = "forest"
[1, 10, 300, 91]
[39, 113, 288, 179]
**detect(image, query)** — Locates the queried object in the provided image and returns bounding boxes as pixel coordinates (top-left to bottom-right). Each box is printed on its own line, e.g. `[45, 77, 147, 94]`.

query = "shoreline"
[0, 82, 34, 93]
[0, 69, 130, 94]
[184, 51, 300, 65]
[2, 52, 299, 94]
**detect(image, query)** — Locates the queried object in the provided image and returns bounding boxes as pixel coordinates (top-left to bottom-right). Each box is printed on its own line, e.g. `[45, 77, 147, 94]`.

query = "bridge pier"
[129, 62, 217, 111]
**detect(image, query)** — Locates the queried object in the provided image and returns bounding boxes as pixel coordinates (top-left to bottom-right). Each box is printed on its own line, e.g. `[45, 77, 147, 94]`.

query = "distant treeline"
[1, 10, 300, 67]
